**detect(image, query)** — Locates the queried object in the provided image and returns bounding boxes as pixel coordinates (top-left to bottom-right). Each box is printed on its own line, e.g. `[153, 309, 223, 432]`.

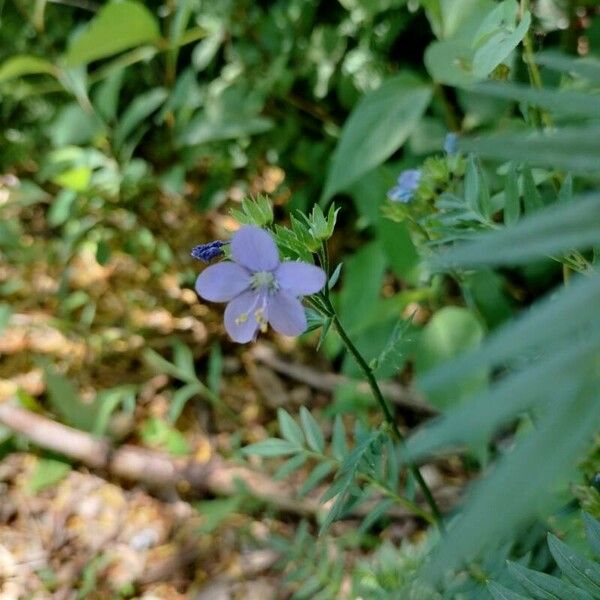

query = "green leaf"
[321, 74, 432, 202]
[242, 438, 300, 457]
[26, 458, 71, 494]
[583, 512, 600, 558]
[507, 560, 594, 600]
[113, 87, 168, 150]
[44, 366, 98, 432]
[473, 9, 530, 78]
[415, 307, 486, 409]
[331, 416, 348, 461]
[424, 386, 600, 580]
[300, 407, 325, 453]
[168, 383, 202, 423]
[274, 454, 308, 480]
[64, 1, 160, 67]
[93, 68, 125, 122]
[425, 39, 477, 86]
[461, 127, 600, 173]
[432, 193, 600, 269]
[299, 461, 335, 497]
[548, 534, 600, 597]
[278, 409, 305, 447]
[194, 496, 241, 533]
[504, 162, 520, 225]
[140, 418, 190, 456]
[488, 582, 530, 600]
[0, 54, 57, 83]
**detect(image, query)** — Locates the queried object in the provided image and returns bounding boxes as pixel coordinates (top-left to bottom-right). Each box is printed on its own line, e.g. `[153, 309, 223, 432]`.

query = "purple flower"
[387, 169, 421, 203]
[195, 226, 326, 343]
[191, 240, 227, 263]
[444, 132, 459, 155]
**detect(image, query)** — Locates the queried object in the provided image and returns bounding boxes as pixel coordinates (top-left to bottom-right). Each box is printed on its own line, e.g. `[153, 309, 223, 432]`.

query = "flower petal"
[195, 262, 251, 302]
[267, 291, 307, 337]
[275, 262, 326, 296]
[224, 291, 260, 343]
[231, 226, 279, 272]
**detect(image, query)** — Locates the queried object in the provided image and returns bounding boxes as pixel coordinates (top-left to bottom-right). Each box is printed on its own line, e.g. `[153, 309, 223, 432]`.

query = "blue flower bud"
[191, 240, 227, 263]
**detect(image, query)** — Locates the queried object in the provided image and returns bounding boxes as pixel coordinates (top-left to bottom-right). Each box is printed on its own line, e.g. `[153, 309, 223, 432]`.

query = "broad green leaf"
[278, 409, 305, 447]
[415, 307, 486, 409]
[321, 74, 432, 202]
[473, 10, 530, 78]
[27, 458, 71, 494]
[64, 1, 160, 67]
[425, 39, 478, 86]
[0, 55, 57, 82]
[548, 534, 600, 597]
[300, 407, 325, 453]
[242, 438, 300, 457]
[507, 560, 594, 600]
[418, 274, 600, 396]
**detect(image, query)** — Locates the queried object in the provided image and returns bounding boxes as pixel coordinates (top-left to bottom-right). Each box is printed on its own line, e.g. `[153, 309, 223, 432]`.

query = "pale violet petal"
[231, 225, 279, 272]
[267, 291, 307, 337]
[224, 291, 260, 343]
[275, 262, 326, 296]
[195, 262, 251, 302]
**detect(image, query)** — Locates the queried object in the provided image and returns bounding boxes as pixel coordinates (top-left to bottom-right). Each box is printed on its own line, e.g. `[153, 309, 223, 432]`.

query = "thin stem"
[520, 0, 553, 129]
[325, 302, 444, 529]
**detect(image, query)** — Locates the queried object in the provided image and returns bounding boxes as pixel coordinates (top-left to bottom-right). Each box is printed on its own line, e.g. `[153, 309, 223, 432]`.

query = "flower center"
[250, 271, 278, 293]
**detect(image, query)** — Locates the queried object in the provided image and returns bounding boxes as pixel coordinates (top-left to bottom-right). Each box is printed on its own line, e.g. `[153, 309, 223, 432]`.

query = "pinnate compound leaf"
[488, 582, 531, 600]
[321, 74, 432, 202]
[547, 534, 600, 597]
[507, 560, 594, 600]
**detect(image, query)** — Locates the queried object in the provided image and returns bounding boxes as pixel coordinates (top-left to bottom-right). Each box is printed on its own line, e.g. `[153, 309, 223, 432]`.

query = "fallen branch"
[0, 403, 449, 522]
[250, 344, 436, 414]
[0, 402, 320, 517]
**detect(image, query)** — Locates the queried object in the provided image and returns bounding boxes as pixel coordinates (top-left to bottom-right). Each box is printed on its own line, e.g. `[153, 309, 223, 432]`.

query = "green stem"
[520, 0, 553, 129]
[326, 305, 444, 529]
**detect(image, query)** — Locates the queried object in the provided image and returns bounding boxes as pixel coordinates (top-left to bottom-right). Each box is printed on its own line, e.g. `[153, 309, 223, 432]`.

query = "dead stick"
[0, 403, 319, 516]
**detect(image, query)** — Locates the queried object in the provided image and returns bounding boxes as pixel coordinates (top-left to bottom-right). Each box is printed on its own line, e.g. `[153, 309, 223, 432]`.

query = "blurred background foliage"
[0, 0, 600, 598]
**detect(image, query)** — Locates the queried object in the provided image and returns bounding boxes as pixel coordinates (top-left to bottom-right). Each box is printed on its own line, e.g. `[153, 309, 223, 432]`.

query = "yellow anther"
[235, 313, 248, 326]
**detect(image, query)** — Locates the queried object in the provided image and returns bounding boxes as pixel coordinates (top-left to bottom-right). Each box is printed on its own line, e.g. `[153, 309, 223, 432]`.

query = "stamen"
[235, 313, 248, 325]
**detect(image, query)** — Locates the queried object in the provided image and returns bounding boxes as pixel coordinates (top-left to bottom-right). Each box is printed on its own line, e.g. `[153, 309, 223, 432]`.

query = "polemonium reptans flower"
[195, 226, 326, 343]
[444, 132, 459, 155]
[191, 240, 227, 263]
[387, 169, 422, 203]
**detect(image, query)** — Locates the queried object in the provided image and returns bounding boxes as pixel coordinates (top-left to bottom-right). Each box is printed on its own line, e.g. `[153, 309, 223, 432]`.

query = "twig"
[0, 403, 447, 522]
[250, 344, 436, 415]
[0, 402, 317, 516]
